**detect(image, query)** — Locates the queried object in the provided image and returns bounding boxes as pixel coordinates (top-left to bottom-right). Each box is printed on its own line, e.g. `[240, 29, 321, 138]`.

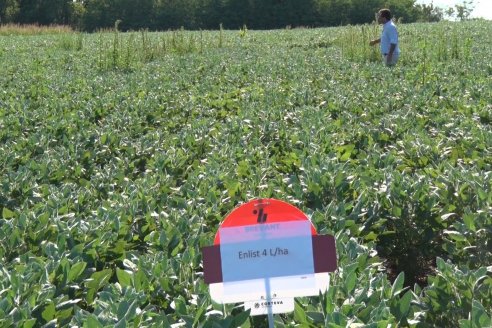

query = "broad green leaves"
[68, 262, 87, 283]
[116, 268, 133, 287]
[86, 269, 113, 304]
[0, 20, 491, 327]
[2, 207, 15, 219]
[459, 300, 492, 328]
[423, 258, 492, 327]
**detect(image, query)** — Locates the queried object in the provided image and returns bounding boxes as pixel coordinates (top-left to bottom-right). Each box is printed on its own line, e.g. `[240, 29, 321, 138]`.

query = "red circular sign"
[214, 198, 317, 244]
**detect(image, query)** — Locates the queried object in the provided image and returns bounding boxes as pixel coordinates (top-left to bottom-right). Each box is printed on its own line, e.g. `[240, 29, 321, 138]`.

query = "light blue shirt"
[380, 20, 400, 55]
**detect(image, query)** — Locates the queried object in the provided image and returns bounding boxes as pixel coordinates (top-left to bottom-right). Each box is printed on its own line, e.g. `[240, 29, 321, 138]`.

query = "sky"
[415, 0, 492, 20]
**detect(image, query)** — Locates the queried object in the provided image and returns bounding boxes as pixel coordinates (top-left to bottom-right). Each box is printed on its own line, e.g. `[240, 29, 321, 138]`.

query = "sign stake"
[268, 312, 274, 328]
[265, 277, 274, 328]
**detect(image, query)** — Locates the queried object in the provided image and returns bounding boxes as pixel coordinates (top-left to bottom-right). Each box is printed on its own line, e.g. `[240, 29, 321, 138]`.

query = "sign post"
[202, 199, 337, 325]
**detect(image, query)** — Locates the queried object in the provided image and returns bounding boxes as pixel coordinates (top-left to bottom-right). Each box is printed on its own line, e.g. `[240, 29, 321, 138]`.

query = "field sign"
[202, 199, 337, 316]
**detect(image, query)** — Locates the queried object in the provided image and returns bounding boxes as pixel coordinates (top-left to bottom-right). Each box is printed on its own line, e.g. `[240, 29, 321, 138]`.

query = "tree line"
[0, 0, 475, 32]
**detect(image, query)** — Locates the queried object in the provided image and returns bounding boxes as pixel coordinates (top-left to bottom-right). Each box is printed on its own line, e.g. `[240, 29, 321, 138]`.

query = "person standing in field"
[370, 9, 400, 66]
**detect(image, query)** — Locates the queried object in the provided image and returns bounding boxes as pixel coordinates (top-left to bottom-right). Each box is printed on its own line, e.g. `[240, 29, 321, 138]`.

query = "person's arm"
[369, 38, 381, 46]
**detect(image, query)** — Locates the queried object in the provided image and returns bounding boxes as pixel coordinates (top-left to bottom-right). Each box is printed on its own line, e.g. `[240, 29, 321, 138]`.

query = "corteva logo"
[254, 300, 284, 309]
[254, 208, 267, 223]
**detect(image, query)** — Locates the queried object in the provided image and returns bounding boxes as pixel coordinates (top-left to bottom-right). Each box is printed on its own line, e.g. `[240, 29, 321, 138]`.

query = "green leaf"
[89, 269, 113, 287]
[379, 133, 389, 142]
[0, 294, 12, 313]
[225, 179, 241, 198]
[237, 160, 250, 177]
[114, 319, 127, 328]
[56, 299, 82, 311]
[436, 257, 447, 272]
[133, 314, 143, 328]
[376, 320, 390, 328]
[398, 290, 412, 321]
[41, 303, 55, 322]
[306, 311, 325, 323]
[472, 300, 491, 328]
[462, 214, 476, 232]
[232, 309, 250, 327]
[219, 316, 234, 328]
[294, 300, 308, 323]
[337, 144, 355, 161]
[22, 319, 37, 328]
[41, 319, 57, 328]
[86, 269, 113, 304]
[444, 230, 467, 242]
[325, 288, 336, 314]
[391, 272, 405, 297]
[84, 315, 103, 328]
[459, 319, 472, 328]
[117, 300, 130, 321]
[364, 232, 378, 241]
[371, 301, 392, 322]
[173, 297, 187, 316]
[345, 271, 357, 293]
[134, 270, 149, 292]
[326, 312, 348, 327]
[68, 262, 87, 282]
[100, 134, 108, 144]
[193, 306, 206, 327]
[116, 268, 133, 287]
[2, 207, 15, 219]
[57, 307, 74, 321]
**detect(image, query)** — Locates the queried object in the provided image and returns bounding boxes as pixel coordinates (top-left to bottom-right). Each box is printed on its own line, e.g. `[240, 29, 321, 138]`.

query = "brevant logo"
[254, 208, 267, 224]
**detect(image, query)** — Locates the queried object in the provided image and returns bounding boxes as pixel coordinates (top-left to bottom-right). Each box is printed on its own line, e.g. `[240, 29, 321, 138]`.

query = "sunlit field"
[0, 20, 491, 327]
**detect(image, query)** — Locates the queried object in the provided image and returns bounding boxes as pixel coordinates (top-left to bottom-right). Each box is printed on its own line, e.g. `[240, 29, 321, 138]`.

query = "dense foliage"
[0, 0, 471, 31]
[1, 20, 491, 327]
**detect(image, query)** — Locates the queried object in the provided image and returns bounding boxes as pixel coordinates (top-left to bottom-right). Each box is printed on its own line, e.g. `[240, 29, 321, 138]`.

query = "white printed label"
[244, 297, 294, 316]
[219, 221, 314, 282]
[209, 273, 330, 304]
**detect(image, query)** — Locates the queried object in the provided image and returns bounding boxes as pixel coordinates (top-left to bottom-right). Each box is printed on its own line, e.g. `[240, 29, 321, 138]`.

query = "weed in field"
[0, 23, 72, 36]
